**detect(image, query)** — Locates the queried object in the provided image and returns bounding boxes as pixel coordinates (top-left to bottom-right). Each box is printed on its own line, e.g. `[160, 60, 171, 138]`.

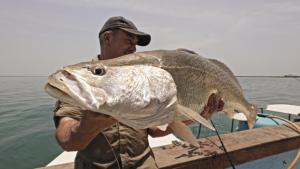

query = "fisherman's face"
[109, 29, 137, 59]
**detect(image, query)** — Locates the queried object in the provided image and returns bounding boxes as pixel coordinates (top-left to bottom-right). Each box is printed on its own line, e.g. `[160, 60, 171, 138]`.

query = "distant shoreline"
[0, 75, 47, 77]
[237, 76, 300, 78]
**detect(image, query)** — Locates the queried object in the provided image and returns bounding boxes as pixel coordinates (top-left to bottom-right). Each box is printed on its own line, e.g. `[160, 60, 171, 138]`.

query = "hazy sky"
[1, 0, 299, 76]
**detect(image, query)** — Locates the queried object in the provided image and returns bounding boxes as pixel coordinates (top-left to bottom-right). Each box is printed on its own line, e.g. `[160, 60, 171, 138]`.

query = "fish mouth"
[45, 68, 107, 111]
[46, 69, 77, 97]
[45, 83, 77, 105]
[45, 69, 82, 105]
[45, 83, 67, 96]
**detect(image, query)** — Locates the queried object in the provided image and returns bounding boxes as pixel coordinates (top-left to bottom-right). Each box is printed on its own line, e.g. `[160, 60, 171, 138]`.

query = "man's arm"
[56, 111, 117, 151]
[148, 94, 224, 137]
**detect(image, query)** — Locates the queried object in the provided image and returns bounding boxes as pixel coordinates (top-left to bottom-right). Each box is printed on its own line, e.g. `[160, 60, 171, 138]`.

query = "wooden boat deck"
[37, 122, 300, 169]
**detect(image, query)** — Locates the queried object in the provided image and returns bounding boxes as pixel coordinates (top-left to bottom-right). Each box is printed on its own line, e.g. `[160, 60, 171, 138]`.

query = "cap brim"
[120, 28, 151, 46]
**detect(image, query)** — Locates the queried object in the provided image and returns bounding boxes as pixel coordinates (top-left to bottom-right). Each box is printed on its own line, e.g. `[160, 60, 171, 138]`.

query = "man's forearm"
[56, 115, 116, 151]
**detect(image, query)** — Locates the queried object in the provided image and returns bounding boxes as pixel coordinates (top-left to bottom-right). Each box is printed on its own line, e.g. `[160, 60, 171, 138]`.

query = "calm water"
[0, 77, 300, 169]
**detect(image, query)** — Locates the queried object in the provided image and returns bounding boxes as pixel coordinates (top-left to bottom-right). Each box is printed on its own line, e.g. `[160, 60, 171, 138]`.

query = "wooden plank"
[153, 122, 300, 169]
[37, 122, 300, 169]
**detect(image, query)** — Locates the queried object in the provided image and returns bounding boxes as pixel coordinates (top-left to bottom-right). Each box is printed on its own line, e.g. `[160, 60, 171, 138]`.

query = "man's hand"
[200, 93, 224, 119]
[78, 110, 117, 134]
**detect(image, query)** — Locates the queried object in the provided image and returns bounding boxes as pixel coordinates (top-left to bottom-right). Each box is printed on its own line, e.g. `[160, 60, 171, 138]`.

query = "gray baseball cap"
[99, 16, 151, 46]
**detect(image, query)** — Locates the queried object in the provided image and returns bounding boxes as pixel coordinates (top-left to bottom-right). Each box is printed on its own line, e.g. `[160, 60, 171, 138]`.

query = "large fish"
[45, 64, 213, 147]
[45, 49, 257, 146]
[99, 49, 257, 128]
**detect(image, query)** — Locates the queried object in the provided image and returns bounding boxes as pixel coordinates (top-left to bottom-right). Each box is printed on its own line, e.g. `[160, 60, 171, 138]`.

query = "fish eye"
[93, 67, 106, 76]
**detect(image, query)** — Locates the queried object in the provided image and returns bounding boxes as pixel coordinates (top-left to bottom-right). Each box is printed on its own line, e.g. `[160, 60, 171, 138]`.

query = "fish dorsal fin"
[177, 104, 215, 131]
[168, 121, 199, 147]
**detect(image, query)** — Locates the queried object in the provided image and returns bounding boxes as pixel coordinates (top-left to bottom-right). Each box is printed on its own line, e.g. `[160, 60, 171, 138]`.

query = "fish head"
[45, 62, 109, 111]
[45, 62, 178, 127]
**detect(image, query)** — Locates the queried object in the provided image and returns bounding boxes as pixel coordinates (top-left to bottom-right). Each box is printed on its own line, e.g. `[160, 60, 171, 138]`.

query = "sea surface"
[0, 76, 300, 169]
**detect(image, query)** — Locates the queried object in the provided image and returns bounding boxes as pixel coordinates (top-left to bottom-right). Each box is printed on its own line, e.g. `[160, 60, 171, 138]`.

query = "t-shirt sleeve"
[53, 100, 83, 127]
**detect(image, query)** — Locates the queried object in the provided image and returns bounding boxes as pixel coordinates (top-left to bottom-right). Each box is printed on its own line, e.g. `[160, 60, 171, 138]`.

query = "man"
[53, 16, 224, 169]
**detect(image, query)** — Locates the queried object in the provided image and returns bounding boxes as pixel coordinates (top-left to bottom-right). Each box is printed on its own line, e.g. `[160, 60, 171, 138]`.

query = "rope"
[265, 115, 300, 169]
[211, 119, 236, 169]
[103, 123, 122, 169]
[196, 124, 202, 139]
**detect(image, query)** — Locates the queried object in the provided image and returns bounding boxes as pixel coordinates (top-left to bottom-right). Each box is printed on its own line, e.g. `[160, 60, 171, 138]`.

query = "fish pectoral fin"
[177, 104, 215, 131]
[168, 121, 199, 147]
[157, 124, 169, 131]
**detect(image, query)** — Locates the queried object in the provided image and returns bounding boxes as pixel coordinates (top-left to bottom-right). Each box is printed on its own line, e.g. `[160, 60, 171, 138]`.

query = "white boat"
[45, 104, 300, 169]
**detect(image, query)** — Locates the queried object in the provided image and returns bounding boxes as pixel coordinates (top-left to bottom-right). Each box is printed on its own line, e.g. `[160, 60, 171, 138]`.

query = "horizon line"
[0, 75, 298, 78]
